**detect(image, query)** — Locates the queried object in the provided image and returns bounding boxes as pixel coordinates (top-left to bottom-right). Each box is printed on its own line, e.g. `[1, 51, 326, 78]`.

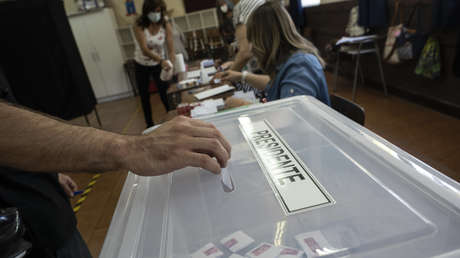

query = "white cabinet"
[172, 8, 219, 42]
[69, 8, 131, 103]
[116, 26, 136, 61]
[115, 8, 221, 61]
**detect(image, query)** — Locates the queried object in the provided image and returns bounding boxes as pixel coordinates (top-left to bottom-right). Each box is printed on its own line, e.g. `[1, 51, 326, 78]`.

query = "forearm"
[166, 23, 175, 64]
[143, 50, 163, 62]
[0, 102, 126, 173]
[231, 50, 251, 71]
[230, 24, 252, 72]
[245, 73, 270, 90]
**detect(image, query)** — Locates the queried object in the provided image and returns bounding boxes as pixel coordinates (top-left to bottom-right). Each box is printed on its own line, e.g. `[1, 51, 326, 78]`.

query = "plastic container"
[100, 96, 460, 258]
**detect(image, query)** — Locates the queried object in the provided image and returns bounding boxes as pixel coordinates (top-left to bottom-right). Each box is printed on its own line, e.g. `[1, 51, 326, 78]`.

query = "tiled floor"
[65, 72, 460, 257]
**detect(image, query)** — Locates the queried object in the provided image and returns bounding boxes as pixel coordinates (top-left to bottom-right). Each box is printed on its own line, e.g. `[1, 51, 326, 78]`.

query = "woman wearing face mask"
[134, 0, 175, 128]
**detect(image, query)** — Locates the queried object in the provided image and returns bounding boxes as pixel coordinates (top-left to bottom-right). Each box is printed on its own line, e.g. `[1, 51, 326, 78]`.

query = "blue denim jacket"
[264, 52, 331, 106]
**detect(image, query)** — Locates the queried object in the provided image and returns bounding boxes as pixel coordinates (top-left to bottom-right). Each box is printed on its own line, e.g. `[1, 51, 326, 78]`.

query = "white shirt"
[134, 26, 166, 66]
[232, 0, 266, 26]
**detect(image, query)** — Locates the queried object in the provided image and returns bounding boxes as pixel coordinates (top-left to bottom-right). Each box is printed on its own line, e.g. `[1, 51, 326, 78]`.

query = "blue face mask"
[148, 12, 161, 23]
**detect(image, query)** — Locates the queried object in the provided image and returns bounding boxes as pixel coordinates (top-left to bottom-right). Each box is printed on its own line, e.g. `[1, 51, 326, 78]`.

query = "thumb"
[63, 183, 74, 197]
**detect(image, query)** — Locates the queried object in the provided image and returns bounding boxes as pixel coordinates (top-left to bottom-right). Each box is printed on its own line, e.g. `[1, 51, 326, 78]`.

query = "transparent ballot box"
[100, 96, 460, 258]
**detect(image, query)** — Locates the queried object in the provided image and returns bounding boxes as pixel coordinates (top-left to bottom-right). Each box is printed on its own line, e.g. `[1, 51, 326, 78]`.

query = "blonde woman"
[222, 1, 330, 105]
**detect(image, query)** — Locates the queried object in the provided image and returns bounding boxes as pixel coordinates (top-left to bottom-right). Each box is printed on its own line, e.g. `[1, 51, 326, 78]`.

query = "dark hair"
[247, 2, 324, 78]
[136, 0, 167, 28]
[216, 0, 233, 24]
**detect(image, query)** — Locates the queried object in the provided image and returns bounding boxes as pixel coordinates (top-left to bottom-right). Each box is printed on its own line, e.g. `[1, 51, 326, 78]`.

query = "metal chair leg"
[374, 41, 388, 96]
[358, 63, 365, 86]
[94, 107, 102, 128]
[333, 51, 340, 92]
[352, 43, 362, 101]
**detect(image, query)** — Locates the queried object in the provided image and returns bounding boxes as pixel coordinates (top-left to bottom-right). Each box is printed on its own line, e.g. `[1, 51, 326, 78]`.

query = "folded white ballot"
[220, 167, 235, 192]
[246, 243, 281, 258]
[191, 243, 224, 258]
[220, 230, 254, 253]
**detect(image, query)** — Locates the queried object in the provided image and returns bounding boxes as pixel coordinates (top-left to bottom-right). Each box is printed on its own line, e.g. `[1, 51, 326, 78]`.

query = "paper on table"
[194, 85, 235, 100]
[178, 78, 197, 85]
[187, 67, 217, 79]
[221, 167, 234, 192]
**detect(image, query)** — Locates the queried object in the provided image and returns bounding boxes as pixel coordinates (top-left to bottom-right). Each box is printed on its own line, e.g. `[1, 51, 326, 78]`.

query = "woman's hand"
[161, 59, 173, 71]
[225, 97, 252, 108]
[58, 173, 78, 198]
[220, 70, 242, 82]
[220, 61, 234, 70]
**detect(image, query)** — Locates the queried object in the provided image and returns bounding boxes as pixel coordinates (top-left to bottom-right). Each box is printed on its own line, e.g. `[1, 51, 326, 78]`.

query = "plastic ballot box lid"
[100, 96, 460, 258]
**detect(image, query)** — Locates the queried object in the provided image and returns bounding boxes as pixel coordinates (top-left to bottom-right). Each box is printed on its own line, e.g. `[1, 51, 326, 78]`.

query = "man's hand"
[58, 173, 78, 198]
[120, 116, 232, 176]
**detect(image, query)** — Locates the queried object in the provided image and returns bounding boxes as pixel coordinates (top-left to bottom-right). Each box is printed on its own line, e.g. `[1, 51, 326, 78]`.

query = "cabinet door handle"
[95, 52, 101, 62]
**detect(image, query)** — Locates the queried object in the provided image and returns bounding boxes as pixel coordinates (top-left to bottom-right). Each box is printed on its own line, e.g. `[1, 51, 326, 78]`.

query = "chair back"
[330, 94, 365, 126]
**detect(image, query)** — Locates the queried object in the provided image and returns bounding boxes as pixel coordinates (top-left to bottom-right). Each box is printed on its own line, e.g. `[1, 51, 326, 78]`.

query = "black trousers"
[134, 62, 170, 127]
[54, 229, 92, 258]
[25, 228, 91, 258]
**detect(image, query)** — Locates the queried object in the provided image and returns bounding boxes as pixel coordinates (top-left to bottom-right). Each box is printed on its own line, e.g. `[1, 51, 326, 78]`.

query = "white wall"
[168, 0, 186, 17]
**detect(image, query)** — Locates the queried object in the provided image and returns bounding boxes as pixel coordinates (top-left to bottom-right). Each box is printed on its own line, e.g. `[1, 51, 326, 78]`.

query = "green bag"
[415, 37, 441, 79]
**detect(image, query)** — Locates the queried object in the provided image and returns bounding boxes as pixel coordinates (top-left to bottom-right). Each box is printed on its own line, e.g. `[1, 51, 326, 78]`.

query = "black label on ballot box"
[239, 118, 335, 215]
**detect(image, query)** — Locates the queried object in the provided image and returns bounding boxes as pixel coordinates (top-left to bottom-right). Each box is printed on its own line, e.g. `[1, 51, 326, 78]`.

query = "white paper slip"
[278, 246, 303, 258]
[191, 243, 224, 258]
[246, 243, 281, 258]
[220, 167, 235, 192]
[220, 231, 254, 252]
[295, 231, 336, 257]
[194, 85, 235, 100]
